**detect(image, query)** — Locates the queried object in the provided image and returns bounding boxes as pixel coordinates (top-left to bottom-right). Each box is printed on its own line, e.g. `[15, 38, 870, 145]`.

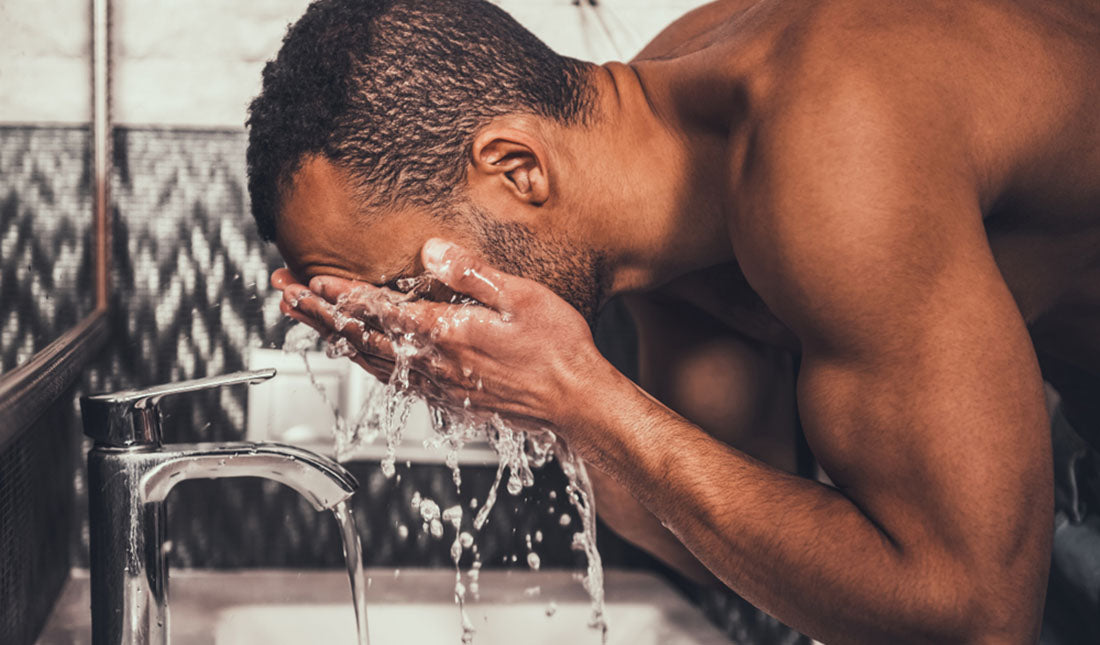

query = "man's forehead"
[276, 156, 431, 286]
[280, 156, 361, 226]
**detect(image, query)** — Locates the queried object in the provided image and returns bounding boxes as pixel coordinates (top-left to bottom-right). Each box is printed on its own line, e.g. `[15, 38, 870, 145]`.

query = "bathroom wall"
[0, 128, 97, 370]
[0, 0, 96, 371]
[0, 4, 96, 642]
[1, 2, 807, 643]
[0, 390, 83, 645]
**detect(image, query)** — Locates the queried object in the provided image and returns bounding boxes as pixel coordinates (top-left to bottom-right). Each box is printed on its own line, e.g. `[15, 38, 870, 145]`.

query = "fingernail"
[309, 277, 327, 294]
[423, 238, 453, 272]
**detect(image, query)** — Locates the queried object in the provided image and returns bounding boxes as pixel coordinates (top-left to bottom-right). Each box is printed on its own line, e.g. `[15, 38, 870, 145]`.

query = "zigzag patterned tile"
[0, 126, 96, 373]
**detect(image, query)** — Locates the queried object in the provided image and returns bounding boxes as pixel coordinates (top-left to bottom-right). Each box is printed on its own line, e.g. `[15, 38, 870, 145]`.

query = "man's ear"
[469, 126, 550, 206]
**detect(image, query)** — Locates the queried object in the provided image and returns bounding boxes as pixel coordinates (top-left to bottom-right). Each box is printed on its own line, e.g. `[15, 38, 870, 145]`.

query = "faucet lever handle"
[80, 368, 277, 447]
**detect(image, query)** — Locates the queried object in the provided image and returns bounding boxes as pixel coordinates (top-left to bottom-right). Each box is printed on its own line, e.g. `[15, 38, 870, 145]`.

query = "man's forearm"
[568, 368, 1024, 644]
[588, 465, 719, 585]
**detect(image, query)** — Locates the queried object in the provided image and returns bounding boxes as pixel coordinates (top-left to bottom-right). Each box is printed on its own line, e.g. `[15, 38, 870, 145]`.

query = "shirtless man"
[247, 0, 1100, 641]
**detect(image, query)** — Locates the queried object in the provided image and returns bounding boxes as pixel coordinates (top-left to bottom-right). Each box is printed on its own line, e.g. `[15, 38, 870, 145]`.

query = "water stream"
[286, 273, 608, 643]
[333, 500, 370, 645]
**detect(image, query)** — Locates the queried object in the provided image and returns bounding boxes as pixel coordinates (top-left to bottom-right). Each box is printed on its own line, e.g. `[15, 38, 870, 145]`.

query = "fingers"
[307, 277, 390, 328]
[358, 326, 399, 362]
[279, 299, 325, 332]
[275, 269, 443, 389]
[349, 352, 396, 384]
[307, 275, 361, 300]
[274, 269, 500, 399]
[303, 270, 505, 343]
[280, 282, 400, 365]
[421, 238, 517, 312]
[283, 284, 340, 329]
[271, 267, 298, 290]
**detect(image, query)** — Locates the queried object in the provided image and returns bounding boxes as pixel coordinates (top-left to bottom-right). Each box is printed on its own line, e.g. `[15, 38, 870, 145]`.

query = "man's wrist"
[552, 350, 648, 469]
[552, 346, 616, 427]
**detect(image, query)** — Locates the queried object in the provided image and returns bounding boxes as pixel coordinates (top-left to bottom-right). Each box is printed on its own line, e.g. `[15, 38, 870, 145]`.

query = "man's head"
[247, 0, 607, 320]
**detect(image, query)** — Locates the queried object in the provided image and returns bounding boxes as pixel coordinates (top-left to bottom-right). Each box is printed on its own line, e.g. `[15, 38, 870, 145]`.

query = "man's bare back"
[595, 0, 1100, 639]
[628, 0, 1100, 441]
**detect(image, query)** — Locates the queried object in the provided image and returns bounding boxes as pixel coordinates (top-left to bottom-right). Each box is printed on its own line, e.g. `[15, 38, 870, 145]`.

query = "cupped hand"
[271, 267, 420, 392]
[271, 239, 613, 435]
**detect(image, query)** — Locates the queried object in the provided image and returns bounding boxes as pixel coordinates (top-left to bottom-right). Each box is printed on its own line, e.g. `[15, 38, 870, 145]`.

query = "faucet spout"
[86, 441, 358, 645]
[142, 442, 357, 510]
[81, 370, 361, 645]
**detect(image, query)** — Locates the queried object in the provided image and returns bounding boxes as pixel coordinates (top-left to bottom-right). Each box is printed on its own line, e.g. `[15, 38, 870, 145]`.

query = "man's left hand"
[273, 238, 613, 438]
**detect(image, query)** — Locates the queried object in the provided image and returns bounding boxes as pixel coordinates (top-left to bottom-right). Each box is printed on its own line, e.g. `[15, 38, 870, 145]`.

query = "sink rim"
[37, 567, 733, 645]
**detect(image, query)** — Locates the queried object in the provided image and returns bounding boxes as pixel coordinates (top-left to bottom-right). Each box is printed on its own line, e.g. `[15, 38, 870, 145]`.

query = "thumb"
[421, 238, 516, 311]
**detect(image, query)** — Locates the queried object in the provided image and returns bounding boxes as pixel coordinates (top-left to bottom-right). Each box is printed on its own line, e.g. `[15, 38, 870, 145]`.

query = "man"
[247, 0, 1100, 641]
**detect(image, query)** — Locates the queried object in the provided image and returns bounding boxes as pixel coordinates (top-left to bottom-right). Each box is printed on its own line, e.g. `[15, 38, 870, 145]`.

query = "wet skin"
[271, 0, 1100, 642]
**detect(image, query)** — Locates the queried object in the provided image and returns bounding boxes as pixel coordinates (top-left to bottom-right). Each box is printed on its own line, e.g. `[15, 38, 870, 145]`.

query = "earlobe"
[471, 127, 550, 206]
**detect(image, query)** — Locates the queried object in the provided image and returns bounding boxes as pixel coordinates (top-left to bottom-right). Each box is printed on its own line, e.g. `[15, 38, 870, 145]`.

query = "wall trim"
[0, 311, 110, 452]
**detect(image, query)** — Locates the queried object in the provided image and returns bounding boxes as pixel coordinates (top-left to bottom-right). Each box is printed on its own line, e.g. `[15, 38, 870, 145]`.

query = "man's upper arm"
[735, 86, 1052, 624]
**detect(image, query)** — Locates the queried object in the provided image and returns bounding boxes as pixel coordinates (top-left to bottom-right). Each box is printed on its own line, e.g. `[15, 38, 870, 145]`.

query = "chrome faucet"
[80, 369, 358, 645]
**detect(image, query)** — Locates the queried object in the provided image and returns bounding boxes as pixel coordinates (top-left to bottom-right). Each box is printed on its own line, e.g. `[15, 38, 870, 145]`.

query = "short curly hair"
[246, 0, 593, 241]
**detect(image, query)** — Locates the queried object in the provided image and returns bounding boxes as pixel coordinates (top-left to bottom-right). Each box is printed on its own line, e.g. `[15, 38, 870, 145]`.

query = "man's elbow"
[938, 599, 1042, 645]
[914, 558, 1046, 644]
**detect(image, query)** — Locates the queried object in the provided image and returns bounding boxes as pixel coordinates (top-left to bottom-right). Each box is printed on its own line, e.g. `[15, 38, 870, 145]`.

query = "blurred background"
[0, 1, 806, 643]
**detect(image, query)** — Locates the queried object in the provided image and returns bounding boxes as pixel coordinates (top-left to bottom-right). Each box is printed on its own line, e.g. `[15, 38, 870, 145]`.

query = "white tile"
[0, 0, 714, 127]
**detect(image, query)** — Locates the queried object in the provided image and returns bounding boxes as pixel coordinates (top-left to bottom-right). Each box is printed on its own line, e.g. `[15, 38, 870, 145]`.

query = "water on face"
[285, 274, 608, 641]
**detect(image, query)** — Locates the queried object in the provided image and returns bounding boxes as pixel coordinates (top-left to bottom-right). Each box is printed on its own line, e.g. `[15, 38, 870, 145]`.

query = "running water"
[333, 500, 370, 645]
[285, 273, 608, 641]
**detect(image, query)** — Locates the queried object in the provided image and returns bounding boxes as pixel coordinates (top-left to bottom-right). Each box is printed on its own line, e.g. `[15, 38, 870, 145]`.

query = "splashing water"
[284, 273, 608, 640]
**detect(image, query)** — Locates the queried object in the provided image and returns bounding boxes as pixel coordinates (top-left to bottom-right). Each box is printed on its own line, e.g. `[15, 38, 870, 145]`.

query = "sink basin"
[38, 569, 731, 644]
[219, 600, 701, 644]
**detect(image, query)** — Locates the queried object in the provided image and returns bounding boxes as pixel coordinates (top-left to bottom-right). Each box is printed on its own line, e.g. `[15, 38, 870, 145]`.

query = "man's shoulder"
[633, 0, 761, 62]
[736, 0, 1089, 189]
[737, 61, 973, 219]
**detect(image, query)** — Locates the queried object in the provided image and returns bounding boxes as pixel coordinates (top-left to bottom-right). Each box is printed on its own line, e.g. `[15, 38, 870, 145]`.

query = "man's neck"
[579, 60, 746, 297]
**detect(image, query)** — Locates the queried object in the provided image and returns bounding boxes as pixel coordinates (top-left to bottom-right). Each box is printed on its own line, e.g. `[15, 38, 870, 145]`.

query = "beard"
[465, 205, 607, 326]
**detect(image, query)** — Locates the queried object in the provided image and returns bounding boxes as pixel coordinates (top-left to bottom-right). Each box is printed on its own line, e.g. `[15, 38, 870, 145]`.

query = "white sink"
[39, 569, 732, 644]
[218, 600, 704, 645]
